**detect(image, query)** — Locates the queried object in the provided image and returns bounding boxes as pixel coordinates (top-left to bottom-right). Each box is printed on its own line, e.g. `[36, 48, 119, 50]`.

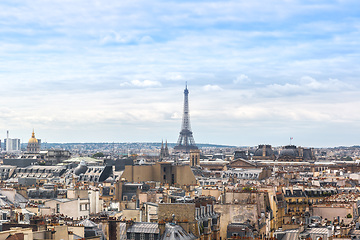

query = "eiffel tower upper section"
[174, 83, 198, 153]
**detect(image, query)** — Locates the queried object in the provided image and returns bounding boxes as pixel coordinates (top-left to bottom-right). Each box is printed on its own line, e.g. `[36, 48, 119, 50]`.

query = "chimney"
[327, 226, 333, 238]
[159, 221, 166, 235]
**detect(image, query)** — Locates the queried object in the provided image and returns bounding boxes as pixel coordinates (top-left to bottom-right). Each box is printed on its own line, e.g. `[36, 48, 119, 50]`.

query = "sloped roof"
[63, 157, 102, 164]
[127, 222, 159, 234]
[78, 219, 98, 228]
[161, 223, 197, 240]
[275, 229, 299, 240]
[6, 233, 24, 240]
[15, 193, 27, 203]
[230, 158, 257, 167]
[72, 233, 83, 240]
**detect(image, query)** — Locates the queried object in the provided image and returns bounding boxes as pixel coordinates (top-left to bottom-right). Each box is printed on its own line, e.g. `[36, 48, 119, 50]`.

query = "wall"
[312, 204, 353, 222]
[201, 188, 222, 200]
[88, 190, 102, 214]
[120, 163, 197, 186]
[67, 189, 89, 199]
[122, 209, 142, 221]
[121, 165, 154, 182]
[214, 204, 258, 240]
[175, 165, 197, 186]
[43, 199, 90, 219]
[158, 203, 196, 222]
[68, 226, 84, 238]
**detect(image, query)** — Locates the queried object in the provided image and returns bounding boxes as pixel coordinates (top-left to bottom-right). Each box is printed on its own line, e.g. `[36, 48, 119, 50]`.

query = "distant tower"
[164, 140, 169, 155]
[174, 83, 198, 153]
[4, 130, 20, 152]
[190, 149, 200, 166]
[160, 140, 170, 160]
[27, 129, 41, 153]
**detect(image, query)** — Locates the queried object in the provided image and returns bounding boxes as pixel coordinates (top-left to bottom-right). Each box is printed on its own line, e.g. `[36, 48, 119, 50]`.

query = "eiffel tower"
[174, 83, 198, 153]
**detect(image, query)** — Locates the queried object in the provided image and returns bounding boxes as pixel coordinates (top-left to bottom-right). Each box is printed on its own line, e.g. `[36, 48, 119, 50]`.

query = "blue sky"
[1, 0, 360, 147]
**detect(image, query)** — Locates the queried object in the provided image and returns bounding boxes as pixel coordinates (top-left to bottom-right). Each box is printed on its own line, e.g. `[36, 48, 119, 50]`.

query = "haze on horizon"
[1, 0, 360, 148]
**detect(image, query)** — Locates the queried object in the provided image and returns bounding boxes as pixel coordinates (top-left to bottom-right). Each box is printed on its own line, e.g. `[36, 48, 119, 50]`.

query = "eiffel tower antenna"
[174, 83, 198, 153]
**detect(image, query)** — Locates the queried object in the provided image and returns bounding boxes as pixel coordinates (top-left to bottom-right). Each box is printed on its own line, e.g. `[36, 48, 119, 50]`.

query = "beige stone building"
[158, 197, 220, 239]
[120, 162, 197, 186]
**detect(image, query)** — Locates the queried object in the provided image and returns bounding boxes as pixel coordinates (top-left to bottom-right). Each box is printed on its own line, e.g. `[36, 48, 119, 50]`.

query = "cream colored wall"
[68, 226, 85, 238]
[43, 199, 90, 219]
[39, 207, 54, 216]
[312, 205, 353, 221]
[175, 165, 197, 185]
[214, 204, 258, 240]
[158, 203, 196, 222]
[201, 188, 221, 200]
[122, 209, 142, 221]
[25, 207, 39, 216]
[121, 163, 197, 186]
[67, 189, 89, 199]
[138, 193, 148, 204]
[121, 165, 154, 182]
[0, 228, 33, 240]
[53, 225, 69, 240]
[88, 190, 103, 214]
[153, 163, 162, 182]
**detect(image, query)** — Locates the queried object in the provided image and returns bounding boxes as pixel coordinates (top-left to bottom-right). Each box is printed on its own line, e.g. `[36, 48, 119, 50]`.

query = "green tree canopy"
[92, 152, 104, 158]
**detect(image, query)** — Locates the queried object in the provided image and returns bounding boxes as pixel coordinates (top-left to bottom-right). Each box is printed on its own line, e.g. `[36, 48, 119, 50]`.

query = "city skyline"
[1, 1, 360, 147]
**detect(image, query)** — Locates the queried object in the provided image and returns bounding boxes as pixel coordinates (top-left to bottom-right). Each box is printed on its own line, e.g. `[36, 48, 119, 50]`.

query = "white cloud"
[260, 77, 352, 97]
[131, 80, 161, 87]
[203, 84, 223, 91]
[139, 35, 153, 43]
[166, 72, 184, 81]
[299, 76, 351, 91]
[234, 74, 251, 84]
[120, 80, 162, 88]
[100, 31, 133, 45]
[171, 112, 181, 119]
[99, 31, 153, 45]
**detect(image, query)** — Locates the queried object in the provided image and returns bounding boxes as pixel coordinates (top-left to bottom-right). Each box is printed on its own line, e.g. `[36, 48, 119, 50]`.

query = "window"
[80, 203, 89, 211]
[56, 204, 60, 213]
[149, 234, 154, 240]
[130, 233, 135, 240]
[140, 233, 145, 240]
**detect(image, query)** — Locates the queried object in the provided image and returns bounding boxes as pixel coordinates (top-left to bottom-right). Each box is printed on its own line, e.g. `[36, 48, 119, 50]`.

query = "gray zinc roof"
[127, 222, 160, 234]
[161, 223, 197, 240]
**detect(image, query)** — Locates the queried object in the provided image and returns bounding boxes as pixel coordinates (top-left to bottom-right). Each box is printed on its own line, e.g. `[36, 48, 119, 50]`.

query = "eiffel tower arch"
[174, 83, 198, 153]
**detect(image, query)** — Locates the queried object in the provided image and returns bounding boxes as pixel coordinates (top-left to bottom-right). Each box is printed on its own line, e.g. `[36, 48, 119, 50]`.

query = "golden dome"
[28, 129, 38, 144]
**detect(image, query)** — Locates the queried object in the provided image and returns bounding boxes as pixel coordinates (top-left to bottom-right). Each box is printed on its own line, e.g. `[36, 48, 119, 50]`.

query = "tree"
[92, 152, 104, 158]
